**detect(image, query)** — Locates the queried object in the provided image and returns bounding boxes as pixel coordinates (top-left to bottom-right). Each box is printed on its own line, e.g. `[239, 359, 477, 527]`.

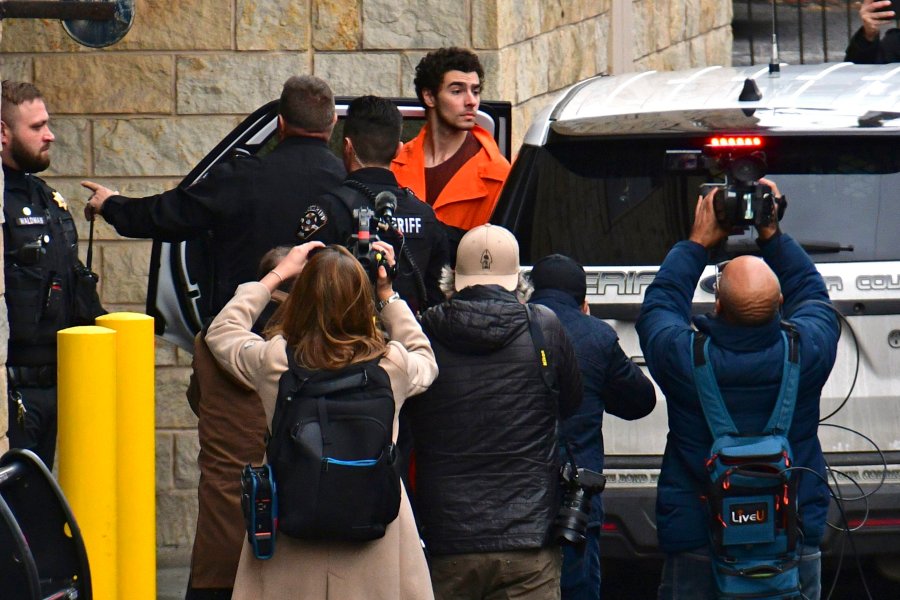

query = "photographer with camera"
[301, 95, 448, 315]
[204, 239, 438, 599]
[845, 0, 900, 63]
[528, 254, 656, 600]
[405, 224, 583, 600]
[636, 181, 839, 599]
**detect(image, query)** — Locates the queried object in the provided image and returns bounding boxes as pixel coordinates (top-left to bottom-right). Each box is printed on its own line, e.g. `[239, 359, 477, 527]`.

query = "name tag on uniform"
[392, 216, 424, 238]
[16, 216, 46, 226]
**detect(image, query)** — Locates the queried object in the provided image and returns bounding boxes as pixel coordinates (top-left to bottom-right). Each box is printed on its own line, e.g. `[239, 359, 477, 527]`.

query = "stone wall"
[0, 0, 731, 565]
[633, 0, 733, 71]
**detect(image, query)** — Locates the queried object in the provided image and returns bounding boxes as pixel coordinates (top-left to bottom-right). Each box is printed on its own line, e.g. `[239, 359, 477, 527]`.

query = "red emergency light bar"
[707, 136, 764, 148]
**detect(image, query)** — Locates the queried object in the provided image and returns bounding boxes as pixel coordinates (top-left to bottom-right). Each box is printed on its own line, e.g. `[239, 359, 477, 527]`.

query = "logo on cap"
[481, 249, 492, 270]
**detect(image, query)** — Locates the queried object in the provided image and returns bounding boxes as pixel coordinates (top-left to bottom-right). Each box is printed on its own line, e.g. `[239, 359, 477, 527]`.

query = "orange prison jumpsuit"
[392, 124, 511, 231]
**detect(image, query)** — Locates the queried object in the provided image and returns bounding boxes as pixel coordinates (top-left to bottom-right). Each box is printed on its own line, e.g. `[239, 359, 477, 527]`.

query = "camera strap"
[525, 306, 583, 460]
[524, 304, 558, 398]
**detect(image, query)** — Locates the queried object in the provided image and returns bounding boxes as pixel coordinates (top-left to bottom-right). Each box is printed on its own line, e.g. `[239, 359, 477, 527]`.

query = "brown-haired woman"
[206, 240, 437, 600]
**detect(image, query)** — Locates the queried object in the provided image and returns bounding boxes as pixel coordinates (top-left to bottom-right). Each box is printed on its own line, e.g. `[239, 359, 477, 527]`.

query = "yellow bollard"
[58, 325, 118, 600]
[96, 313, 156, 600]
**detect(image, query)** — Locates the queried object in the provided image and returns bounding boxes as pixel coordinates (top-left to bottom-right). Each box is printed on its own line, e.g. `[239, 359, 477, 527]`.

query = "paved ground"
[157, 566, 189, 600]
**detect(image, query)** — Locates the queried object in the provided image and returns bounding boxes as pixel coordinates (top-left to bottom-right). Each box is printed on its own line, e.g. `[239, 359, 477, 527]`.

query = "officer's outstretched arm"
[81, 180, 119, 221]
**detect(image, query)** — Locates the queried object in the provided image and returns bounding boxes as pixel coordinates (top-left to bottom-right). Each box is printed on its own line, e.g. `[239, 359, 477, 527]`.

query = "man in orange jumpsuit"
[392, 47, 510, 258]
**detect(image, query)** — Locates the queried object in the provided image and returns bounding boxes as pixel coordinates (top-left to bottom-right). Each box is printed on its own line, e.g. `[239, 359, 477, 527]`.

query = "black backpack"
[266, 349, 401, 541]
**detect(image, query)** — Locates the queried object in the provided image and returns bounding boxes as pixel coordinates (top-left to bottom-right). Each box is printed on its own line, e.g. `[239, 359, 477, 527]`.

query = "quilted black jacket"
[407, 284, 582, 555]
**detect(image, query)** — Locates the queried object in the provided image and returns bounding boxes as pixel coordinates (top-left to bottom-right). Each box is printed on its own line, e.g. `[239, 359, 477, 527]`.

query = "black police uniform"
[302, 167, 449, 314]
[100, 136, 346, 315]
[3, 165, 103, 468]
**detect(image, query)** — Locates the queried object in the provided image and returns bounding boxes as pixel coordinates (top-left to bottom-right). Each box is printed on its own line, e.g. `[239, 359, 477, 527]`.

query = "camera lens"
[729, 153, 766, 184]
[552, 486, 591, 546]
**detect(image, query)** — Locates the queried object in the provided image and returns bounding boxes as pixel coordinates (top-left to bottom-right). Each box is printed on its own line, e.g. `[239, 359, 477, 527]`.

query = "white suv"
[491, 62, 900, 569]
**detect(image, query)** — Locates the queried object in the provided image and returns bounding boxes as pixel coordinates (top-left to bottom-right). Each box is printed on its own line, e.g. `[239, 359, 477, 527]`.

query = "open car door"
[147, 98, 512, 351]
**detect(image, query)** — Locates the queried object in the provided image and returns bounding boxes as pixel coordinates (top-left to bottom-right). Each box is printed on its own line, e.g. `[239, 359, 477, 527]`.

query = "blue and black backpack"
[266, 350, 401, 542]
[692, 326, 802, 599]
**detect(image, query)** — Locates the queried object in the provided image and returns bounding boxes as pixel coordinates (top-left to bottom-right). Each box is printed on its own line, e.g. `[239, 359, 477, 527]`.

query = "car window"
[514, 136, 900, 265]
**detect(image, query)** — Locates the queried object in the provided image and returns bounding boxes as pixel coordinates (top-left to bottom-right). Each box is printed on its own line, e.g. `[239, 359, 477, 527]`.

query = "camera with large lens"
[703, 147, 784, 231]
[350, 206, 395, 284]
[551, 460, 607, 546]
[350, 206, 386, 283]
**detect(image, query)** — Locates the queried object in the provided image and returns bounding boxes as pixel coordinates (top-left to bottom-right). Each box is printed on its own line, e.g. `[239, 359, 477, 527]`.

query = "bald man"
[636, 180, 839, 600]
[715, 255, 782, 325]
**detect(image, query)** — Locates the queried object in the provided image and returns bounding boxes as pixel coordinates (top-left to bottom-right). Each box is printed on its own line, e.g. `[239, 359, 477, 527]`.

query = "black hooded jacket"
[407, 285, 582, 555]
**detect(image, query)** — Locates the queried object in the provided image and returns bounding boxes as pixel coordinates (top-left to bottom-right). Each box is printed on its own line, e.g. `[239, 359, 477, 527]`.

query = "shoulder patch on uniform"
[297, 205, 328, 240]
[52, 191, 68, 211]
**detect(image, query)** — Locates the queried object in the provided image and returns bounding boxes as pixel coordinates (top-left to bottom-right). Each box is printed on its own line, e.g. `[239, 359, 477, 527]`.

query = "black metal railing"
[733, 0, 899, 65]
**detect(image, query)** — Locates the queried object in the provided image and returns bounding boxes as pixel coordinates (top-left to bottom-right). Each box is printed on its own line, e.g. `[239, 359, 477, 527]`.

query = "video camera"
[701, 140, 785, 231]
[349, 191, 399, 283]
[551, 460, 607, 546]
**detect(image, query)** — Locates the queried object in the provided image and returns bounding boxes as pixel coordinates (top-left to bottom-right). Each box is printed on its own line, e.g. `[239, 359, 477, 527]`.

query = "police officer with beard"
[2, 81, 104, 467]
[301, 95, 448, 315]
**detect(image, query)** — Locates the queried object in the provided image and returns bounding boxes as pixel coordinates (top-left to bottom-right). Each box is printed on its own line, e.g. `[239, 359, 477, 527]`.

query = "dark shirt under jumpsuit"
[304, 167, 449, 315]
[3, 165, 102, 467]
[100, 136, 346, 316]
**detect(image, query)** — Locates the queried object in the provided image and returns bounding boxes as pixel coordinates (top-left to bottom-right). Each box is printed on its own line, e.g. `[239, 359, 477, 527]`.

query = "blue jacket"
[531, 288, 656, 526]
[636, 233, 839, 553]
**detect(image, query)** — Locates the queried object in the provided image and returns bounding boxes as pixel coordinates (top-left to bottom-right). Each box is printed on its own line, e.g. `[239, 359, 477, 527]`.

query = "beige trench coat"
[206, 282, 438, 600]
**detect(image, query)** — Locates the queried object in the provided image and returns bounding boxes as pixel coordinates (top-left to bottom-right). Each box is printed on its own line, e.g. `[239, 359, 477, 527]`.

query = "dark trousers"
[7, 384, 57, 469]
[429, 547, 562, 600]
[561, 527, 601, 600]
[184, 585, 231, 600]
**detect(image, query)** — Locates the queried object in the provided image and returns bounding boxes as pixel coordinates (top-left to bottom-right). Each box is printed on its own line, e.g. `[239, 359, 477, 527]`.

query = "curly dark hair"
[413, 47, 484, 106]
